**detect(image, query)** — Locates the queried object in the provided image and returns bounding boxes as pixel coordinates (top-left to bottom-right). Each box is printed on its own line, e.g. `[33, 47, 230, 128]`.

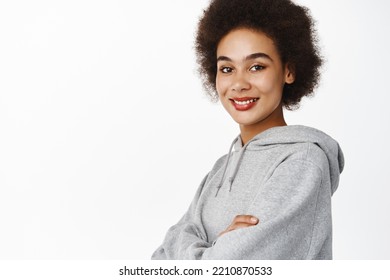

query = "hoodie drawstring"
[215, 136, 249, 197]
[215, 136, 239, 197]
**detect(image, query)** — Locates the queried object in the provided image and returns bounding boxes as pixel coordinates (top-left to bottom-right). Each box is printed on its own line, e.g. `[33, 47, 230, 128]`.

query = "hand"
[218, 215, 259, 237]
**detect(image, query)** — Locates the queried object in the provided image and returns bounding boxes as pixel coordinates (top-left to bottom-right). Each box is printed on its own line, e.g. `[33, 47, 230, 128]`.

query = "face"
[216, 28, 294, 129]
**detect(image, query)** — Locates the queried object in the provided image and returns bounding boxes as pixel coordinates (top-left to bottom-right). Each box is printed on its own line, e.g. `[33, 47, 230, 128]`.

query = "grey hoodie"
[152, 125, 344, 260]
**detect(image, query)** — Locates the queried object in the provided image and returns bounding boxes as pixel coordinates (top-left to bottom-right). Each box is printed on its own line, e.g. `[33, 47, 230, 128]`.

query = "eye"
[249, 64, 265, 72]
[219, 66, 233, 73]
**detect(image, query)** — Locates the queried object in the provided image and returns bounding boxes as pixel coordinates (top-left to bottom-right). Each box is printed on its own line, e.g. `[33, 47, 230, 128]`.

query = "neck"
[239, 103, 287, 145]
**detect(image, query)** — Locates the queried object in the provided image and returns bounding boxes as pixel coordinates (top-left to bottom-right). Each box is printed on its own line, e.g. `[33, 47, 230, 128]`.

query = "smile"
[230, 97, 260, 111]
[232, 98, 259, 105]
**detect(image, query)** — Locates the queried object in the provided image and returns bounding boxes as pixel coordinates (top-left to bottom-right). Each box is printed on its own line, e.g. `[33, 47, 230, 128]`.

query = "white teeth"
[233, 98, 258, 105]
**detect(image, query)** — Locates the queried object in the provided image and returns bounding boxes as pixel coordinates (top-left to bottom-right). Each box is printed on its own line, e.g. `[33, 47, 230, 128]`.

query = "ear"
[284, 63, 295, 84]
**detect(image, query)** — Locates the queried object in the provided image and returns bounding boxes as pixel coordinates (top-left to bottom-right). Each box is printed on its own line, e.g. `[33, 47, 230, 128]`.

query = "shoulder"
[209, 153, 228, 175]
[282, 142, 329, 173]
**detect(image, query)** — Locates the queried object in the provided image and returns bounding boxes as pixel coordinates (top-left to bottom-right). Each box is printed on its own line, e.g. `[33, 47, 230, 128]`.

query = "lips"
[229, 97, 259, 111]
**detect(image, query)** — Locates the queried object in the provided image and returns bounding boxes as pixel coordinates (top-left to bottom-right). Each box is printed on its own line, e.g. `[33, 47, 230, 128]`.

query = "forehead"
[216, 28, 279, 60]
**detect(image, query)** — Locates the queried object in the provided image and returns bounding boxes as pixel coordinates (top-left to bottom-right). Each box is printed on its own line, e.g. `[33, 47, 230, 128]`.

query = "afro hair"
[195, 0, 323, 110]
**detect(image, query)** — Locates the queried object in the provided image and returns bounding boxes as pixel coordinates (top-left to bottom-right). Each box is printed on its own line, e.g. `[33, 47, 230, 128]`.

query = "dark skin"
[239, 101, 287, 145]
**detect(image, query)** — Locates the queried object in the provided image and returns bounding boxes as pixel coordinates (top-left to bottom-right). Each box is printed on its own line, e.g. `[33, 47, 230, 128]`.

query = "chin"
[229, 111, 261, 124]
[233, 118, 264, 126]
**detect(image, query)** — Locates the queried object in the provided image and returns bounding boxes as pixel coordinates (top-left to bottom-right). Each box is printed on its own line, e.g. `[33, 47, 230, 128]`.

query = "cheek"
[216, 75, 228, 95]
[253, 72, 284, 94]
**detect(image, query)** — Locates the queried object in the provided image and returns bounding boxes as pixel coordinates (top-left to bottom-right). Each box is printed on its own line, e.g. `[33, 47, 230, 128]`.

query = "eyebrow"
[217, 52, 273, 62]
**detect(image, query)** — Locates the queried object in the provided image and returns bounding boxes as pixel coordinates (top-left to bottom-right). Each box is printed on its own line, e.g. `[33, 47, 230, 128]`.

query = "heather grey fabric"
[152, 125, 344, 260]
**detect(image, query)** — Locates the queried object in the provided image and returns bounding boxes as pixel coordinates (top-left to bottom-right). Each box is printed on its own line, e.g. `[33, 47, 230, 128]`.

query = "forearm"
[152, 223, 211, 260]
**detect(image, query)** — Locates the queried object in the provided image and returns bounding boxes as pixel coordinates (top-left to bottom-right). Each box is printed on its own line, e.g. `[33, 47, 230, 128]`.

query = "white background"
[0, 0, 389, 259]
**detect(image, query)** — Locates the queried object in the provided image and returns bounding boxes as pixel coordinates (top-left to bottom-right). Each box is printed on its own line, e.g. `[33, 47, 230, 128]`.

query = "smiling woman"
[216, 28, 294, 144]
[151, 0, 344, 260]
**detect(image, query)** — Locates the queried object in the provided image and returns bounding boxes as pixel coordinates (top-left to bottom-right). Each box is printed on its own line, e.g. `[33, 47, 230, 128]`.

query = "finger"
[218, 215, 260, 237]
[233, 215, 259, 225]
[228, 221, 257, 231]
[224, 222, 257, 234]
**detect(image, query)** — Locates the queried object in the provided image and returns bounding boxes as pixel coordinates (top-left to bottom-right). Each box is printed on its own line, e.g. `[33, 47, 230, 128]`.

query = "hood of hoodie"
[218, 125, 344, 196]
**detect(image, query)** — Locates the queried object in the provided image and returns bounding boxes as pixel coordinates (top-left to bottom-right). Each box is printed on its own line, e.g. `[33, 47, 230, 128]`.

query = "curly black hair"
[195, 0, 322, 110]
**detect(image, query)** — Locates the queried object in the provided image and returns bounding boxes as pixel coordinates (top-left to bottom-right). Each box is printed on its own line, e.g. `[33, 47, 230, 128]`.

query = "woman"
[152, 0, 344, 260]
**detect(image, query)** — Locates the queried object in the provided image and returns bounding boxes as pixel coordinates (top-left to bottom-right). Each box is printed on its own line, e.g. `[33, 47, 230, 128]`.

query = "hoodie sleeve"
[152, 157, 331, 259]
[151, 173, 212, 260]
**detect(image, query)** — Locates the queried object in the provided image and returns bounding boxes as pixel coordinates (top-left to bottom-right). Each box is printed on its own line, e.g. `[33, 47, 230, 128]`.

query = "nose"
[231, 72, 250, 92]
